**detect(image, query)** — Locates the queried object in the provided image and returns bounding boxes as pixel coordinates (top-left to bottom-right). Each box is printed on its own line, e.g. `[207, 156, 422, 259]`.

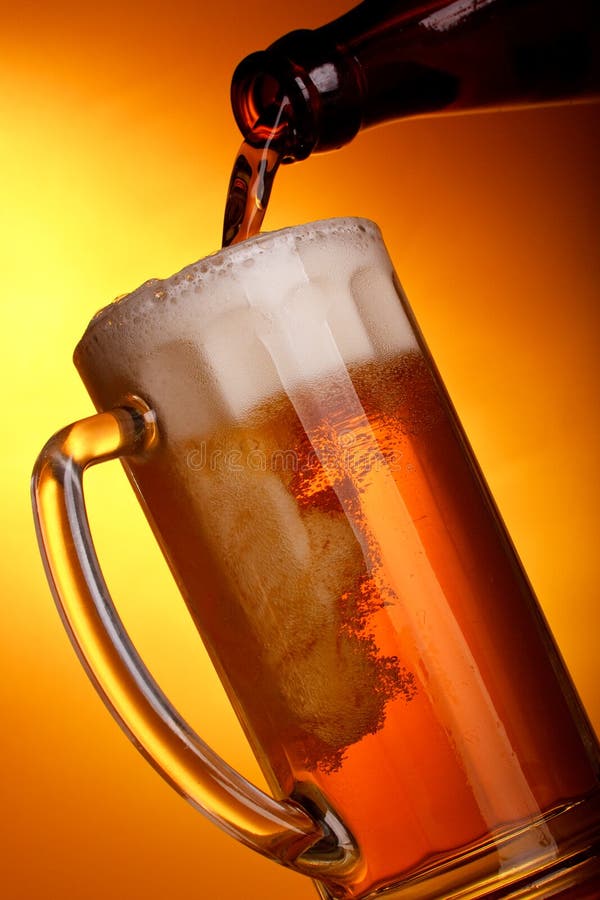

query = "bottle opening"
[230, 31, 364, 160]
[231, 51, 316, 161]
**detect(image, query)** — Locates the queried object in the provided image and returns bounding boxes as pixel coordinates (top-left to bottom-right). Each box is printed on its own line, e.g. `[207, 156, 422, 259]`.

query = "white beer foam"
[76, 219, 417, 436]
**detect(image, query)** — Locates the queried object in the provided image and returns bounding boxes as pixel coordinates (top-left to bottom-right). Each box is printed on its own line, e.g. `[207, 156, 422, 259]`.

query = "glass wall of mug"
[33, 219, 600, 899]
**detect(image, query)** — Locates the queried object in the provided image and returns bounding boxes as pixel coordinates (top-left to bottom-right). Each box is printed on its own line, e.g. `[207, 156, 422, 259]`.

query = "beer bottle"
[230, 0, 600, 161]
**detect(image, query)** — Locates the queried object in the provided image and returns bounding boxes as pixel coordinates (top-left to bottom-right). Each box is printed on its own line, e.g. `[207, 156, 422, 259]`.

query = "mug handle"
[31, 397, 355, 878]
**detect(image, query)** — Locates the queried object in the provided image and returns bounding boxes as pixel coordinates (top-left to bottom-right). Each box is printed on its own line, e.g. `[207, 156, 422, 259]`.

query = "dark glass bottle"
[230, 0, 600, 161]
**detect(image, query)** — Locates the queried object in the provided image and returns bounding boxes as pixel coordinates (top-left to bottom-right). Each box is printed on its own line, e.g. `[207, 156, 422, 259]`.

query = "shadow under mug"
[32, 218, 600, 899]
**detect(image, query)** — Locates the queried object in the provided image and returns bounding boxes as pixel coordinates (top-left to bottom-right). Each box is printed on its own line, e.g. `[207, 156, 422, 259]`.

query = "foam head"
[75, 218, 417, 436]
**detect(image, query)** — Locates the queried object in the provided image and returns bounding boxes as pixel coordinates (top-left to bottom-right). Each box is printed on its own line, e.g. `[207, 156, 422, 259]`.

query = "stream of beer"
[222, 100, 289, 247]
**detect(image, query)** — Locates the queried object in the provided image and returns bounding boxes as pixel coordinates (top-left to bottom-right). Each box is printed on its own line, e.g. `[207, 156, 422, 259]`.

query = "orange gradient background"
[1, 2, 599, 898]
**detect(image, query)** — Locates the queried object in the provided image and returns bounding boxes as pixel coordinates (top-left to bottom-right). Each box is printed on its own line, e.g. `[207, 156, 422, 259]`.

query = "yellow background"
[1, 1, 598, 898]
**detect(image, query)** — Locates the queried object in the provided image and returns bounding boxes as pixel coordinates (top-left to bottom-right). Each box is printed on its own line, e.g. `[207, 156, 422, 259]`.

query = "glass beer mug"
[32, 219, 600, 899]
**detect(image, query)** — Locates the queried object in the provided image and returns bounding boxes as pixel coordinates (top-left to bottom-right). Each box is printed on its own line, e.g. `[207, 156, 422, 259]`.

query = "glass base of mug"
[313, 792, 600, 900]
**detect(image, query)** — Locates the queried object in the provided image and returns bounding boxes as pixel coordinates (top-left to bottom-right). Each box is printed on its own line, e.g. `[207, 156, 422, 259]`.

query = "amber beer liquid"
[45, 219, 600, 899]
[152, 348, 600, 894]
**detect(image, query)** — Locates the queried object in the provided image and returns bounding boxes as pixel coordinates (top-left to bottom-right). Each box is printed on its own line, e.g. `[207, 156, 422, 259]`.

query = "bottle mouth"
[230, 30, 363, 161]
[231, 47, 318, 161]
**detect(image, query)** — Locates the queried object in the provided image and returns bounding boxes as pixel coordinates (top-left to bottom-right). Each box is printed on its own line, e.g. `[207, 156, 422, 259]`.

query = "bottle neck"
[229, 1, 477, 159]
